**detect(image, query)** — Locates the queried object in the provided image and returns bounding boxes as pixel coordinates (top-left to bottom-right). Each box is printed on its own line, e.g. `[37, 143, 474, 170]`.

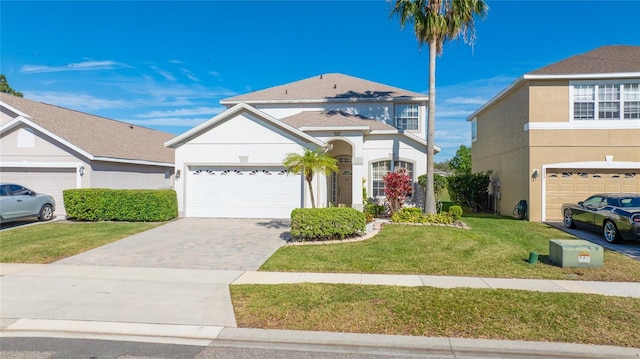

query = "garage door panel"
[0, 168, 76, 215]
[546, 169, 640, 221]
[186, 167, 302, 218]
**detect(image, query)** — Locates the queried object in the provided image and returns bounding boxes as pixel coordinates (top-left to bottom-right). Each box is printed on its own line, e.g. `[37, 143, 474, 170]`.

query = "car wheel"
[563, 209, 575, 228]
[603, 220, 621, 244]
[39, 204, 54, 222]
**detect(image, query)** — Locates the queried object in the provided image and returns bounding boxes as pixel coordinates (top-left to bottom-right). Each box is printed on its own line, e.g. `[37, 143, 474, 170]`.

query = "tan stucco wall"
[471, 83, 530, 217]
[472, 78, 640, 222]
[528, 80, 569, 122]
[90, 162, 173, 189]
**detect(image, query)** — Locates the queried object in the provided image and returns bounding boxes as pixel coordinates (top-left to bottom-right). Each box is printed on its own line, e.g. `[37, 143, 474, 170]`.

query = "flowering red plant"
[383, 168, 412, 214]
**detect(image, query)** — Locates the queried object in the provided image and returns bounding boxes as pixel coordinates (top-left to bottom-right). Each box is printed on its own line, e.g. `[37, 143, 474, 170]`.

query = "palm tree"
[283, 147, 338, 208]
[390, 0, 488, 214]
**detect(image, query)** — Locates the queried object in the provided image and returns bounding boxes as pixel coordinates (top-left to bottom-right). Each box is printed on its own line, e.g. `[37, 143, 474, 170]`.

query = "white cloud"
[150, 66, 176, 81]
[20, 60, 129, 74]
[181, 68, 200, 82]
[24, 91, 131, 111]
[138, 107, 225, 118]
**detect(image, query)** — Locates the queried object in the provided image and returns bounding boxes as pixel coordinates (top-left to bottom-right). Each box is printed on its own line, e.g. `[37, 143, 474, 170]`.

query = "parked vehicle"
[0, 183, 56, 223]
[562, 193, 640, 243]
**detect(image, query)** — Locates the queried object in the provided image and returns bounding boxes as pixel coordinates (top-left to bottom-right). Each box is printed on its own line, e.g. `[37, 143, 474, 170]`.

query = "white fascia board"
[523, 72, 640, 80]
[300, 126, 370, 132]
[0, 117, 95, 160]
[220, 96, 429, 106]
[0, 101, 32, 119]
[525, 120, 640, 131]
[543, 161, 640, 170]
[92, 157, 174, 167]
[165, 102, 325, 148]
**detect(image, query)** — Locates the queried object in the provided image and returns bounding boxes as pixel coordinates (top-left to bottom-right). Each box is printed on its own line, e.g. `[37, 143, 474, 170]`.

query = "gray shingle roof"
[222, 73, 426, 103]
[529, 45, 640, 75]
[279, 110, 396, 131]
[0, 93, 174, 164]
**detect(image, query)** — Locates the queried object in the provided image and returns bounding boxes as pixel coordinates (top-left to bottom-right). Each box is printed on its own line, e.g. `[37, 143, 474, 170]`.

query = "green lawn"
[0, 221, 163, 263]
[231, 283, 640, 347]
[261, 215, 640, 282]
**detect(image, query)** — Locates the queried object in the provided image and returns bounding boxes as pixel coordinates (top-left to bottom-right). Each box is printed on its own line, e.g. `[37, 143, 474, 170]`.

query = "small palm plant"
[283, 147, 338, 208]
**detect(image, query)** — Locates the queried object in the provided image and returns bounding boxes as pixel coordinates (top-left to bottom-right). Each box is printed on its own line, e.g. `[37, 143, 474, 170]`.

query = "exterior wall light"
[78, 165, 85, 176]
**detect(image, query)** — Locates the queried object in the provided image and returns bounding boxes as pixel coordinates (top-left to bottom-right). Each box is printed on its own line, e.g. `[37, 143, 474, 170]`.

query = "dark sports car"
[562, 193, 640, 243]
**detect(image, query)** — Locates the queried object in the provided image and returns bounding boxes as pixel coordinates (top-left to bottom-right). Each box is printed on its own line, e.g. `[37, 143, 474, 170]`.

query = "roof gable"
[165, 103, 325, 148]
[529, 45, 640, 75]
[0, 93, 174, 165]
[221, 73, 427, 104]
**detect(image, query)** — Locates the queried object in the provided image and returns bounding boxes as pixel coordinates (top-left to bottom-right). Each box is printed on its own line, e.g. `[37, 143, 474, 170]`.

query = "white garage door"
[545, 169, 640, 221]
[0, 167, 77, 215]
[186, 167, 303, 218]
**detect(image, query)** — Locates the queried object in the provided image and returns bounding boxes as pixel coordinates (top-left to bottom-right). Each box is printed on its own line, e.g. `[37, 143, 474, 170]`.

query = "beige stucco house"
[467, 45, 640, 222]
[0, 93, 175, 214]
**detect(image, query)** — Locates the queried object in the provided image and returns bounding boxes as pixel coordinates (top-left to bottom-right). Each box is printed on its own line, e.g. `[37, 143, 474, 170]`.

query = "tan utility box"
[549, 239, 603, 268]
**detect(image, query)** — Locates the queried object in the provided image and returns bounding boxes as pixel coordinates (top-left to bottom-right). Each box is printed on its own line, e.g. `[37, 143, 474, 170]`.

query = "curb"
[2, 319, 639, 358]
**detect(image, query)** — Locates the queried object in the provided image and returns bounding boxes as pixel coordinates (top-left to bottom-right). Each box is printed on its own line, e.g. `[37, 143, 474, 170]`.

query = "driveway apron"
[55, 218, 290, 270]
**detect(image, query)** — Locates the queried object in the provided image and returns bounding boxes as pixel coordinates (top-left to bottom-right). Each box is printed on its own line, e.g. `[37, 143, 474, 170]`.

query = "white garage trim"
[541, 161, 640, 221]
[0, 162, 84, 188]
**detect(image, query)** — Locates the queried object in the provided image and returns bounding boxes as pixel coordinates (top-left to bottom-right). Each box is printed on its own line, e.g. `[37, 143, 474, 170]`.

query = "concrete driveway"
[55, 218, 291, 271]
[546, 221, 640, 260]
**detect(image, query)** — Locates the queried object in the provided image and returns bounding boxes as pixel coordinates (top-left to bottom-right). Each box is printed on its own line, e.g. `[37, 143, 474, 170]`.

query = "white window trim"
[394, 104, 421, 132]
[370, 159, 415, 198]
[569, 79, 640, 122]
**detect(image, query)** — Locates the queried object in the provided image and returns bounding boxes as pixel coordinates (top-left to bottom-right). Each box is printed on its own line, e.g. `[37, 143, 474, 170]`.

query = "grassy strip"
[261, 215, 640, 282]
[231, 283, 640, 347]
[0, 221, 163, 263]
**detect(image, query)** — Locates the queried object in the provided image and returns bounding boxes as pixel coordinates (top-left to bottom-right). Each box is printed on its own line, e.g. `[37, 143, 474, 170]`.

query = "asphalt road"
[0, 336, 617, 359]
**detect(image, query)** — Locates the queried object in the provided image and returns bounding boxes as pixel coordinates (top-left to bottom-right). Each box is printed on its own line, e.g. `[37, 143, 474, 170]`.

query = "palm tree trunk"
[425, 39, 437, 214]
[307, 178, 316, 208]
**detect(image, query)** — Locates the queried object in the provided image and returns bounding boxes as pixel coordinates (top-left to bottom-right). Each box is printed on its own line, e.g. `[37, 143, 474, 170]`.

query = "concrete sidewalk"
[2, 263, 639, 358]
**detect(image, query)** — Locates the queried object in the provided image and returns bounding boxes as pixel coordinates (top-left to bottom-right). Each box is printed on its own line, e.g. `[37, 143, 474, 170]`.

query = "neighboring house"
[0, 93, 175, 214]
[166, 73, 437, 218]
[467, 45, 640, 222]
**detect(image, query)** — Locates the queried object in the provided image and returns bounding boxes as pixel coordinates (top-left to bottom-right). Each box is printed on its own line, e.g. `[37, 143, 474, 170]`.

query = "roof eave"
[368, 130, 441, 154]
[299, 126, 371, 132]
[93, 157, 174, 167]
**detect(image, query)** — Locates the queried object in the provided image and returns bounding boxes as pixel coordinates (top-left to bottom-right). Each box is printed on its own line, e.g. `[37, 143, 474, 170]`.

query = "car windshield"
[619, 197, 640, 208]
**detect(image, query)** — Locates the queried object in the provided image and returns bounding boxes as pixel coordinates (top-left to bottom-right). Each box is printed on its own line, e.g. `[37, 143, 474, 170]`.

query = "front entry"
[336, 161, 353, 205]
[327, 139, 354, 207]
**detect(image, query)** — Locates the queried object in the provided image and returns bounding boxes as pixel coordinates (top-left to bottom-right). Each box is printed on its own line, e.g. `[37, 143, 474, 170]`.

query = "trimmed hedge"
[391, 207, 454, 224]
[63, 188, 178, 222]
[290, 208, 366, 241]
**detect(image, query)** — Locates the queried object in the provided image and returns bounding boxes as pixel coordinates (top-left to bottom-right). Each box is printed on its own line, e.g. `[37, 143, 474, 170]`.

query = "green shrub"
[64, 188, 178, 222]
[391, 207, 454, 225]
[290, 208, 366, 241]
[449, 205, 463, 221]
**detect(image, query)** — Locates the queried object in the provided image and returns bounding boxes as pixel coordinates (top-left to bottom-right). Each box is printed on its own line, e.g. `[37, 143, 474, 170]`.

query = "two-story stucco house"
[0, 93, 175, 214]
[166, 73, 436, 218]
[467, 45, 640, 222]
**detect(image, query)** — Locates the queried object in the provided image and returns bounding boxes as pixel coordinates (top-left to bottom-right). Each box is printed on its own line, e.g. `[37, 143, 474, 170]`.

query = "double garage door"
[545, 168, 640, 221]
[0, 167, 76, 215]
[186, 167, 302, 218]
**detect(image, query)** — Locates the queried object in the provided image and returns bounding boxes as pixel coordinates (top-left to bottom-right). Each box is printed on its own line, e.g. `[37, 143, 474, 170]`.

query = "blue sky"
[1, 1, 639, 160]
